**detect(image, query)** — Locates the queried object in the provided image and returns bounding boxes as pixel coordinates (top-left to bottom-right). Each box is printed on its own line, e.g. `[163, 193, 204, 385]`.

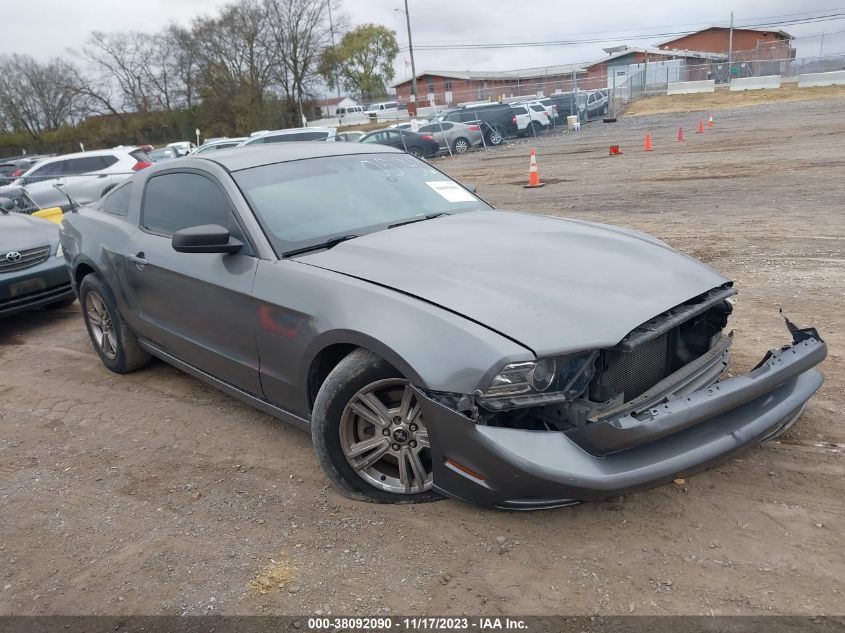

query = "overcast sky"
[4, 0, 844, 81]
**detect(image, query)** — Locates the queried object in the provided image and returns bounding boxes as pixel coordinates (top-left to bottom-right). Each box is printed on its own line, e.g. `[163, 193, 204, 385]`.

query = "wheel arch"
[71, 256, 100, 292]
[303, 331, 428, 410]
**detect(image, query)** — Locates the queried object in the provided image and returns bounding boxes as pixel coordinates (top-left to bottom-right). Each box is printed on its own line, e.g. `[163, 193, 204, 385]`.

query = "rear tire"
[311, 349, 441, 504]
[452, 137, 470, 154]
[408, 146, 423, 158]
[79, 274, 151, 374]
[486, 127, 504, 146]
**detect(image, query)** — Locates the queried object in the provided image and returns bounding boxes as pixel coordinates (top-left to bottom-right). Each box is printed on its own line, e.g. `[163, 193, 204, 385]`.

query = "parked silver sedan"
[418, 121, 484, 154]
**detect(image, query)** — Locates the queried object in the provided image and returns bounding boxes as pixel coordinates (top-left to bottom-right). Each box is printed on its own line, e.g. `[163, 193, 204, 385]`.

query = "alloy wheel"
[454, 138, 469, 154]
[85, 291, 117, 360]
[339, 378, 432, 495]
[488, 129, 503, 145]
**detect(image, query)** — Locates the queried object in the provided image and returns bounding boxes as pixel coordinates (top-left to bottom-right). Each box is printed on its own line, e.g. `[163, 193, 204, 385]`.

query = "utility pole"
[403, 0, 418, 103]
[327, 0, 340, 98]
[728, 11, 734, 66]
[819, 32, 825, 58]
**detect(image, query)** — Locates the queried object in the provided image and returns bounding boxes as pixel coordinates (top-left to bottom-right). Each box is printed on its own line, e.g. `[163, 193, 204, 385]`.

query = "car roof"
[33, 149, 129, 163]
[196, 142, 403, 172]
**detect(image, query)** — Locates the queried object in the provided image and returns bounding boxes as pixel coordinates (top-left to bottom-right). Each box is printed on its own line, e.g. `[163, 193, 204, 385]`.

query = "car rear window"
[102, 183, 132, 216]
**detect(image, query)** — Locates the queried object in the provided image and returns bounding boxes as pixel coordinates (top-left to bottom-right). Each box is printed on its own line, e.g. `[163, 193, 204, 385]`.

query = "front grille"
[590, 330, 674, 403]
[0, 246, 51, 273]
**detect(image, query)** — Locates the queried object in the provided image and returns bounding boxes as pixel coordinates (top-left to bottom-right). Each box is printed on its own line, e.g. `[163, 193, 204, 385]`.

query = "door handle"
[127, 253, 148, 269]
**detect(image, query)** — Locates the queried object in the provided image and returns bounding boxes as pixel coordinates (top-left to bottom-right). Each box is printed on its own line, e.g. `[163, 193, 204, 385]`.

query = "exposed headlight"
[55, 243, 63, 258]
[480, 351, 598, 410]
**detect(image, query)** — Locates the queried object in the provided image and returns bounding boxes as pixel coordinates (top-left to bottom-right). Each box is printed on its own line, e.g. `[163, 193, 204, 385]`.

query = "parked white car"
[166, 141, 197, 156]
[238, 127, 337, 146]
[509, 103, 551, 137]
[0, 148, 152, 211]
[191, 138, 248, 155]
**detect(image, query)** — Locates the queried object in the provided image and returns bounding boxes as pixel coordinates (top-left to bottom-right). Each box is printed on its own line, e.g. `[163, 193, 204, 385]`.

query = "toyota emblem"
[5, 251, 22, 263]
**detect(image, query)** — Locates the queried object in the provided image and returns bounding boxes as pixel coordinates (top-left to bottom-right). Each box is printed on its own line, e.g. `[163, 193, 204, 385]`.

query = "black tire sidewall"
[453, 138, 469, 153]
[311, 349, 441, 504]
[78, 274, 137, 373]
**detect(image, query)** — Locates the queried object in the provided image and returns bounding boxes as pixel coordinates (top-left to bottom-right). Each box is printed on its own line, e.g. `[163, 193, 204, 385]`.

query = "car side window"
[100, 155, 119, 169]
[65, 156, 104, 175]
[141, 172, 242, 240]
[102, 183, 132, 217]
[29, 160, 64, 180]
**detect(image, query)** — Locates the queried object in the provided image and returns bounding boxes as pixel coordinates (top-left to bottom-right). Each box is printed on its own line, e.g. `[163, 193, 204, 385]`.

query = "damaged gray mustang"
[59, 143, 826, 510]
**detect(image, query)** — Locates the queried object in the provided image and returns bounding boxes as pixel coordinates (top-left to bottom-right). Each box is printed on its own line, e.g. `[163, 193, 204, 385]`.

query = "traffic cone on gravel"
[707, 116, 714, 128]
[677, 126, 685, 141]
[523, 149, 545, 188]
[609, 145, 623, 156]
[696, 119, 705, 134]
[644, 133, 653, 152]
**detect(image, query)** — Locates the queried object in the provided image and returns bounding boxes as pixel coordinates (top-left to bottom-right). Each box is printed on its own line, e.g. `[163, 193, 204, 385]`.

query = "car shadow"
[0, 302, 80, 345]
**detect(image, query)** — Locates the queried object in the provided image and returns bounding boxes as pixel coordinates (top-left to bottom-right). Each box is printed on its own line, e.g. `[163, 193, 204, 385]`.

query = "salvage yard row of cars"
[0, 127, 826, 509]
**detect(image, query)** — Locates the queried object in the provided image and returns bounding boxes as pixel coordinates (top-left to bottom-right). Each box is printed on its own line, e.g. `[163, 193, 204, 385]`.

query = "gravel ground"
[0, 96, 843, 617]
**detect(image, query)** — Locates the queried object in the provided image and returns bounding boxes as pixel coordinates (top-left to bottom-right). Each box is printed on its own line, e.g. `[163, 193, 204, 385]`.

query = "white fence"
[729, 75, 782, 91]
[667, 80, 716, 95]
[797, 71, 845, 88]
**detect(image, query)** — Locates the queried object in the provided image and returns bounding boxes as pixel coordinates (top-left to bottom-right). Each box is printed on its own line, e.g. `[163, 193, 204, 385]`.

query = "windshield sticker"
[425, 181, 476, 203]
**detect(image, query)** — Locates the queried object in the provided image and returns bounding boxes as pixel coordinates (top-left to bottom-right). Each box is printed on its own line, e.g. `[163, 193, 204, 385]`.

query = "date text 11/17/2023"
[306, 617, 528, 630]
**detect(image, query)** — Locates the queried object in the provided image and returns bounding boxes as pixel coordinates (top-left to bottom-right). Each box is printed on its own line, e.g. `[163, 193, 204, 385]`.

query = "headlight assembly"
[479, 351, 598, 411]
[55, 243, 63, 258]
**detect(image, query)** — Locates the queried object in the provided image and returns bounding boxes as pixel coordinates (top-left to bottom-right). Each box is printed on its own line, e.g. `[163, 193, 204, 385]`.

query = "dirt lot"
[624, 82, 845, 116]
[1, 95, 843, 618]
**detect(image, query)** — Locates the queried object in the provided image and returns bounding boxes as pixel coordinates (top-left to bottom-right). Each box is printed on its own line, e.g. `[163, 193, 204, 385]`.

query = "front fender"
[253, 259, 532, 417]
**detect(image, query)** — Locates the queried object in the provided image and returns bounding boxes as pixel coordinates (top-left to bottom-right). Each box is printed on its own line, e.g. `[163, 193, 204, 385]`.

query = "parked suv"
[438, 104, 517, 146]
[585, 89, 610, 118]
[0, 149, 152, 211]
[510, 103, 551, 137]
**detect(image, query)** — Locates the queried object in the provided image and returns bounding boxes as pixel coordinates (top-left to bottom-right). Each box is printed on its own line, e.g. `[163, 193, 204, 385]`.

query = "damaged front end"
[415, 286, 827, 510]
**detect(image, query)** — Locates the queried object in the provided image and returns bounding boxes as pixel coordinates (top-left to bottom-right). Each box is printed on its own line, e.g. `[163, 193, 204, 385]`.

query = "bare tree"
[266, 0, 343, 122]
[0, 55, 84, 138]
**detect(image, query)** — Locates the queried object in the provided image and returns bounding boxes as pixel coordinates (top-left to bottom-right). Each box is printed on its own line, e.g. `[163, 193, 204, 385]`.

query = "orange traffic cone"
[644, 133, 653, 152]
[696, 119, 705, 134]
[707, 116, 714, 128]
[677, 126, 684, 141]
[524, 149, 545, 188]
[609, 145, 623, 156]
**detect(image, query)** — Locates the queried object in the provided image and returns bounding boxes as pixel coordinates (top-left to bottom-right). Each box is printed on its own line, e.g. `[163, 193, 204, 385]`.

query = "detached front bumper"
[414, 334, 826, 510]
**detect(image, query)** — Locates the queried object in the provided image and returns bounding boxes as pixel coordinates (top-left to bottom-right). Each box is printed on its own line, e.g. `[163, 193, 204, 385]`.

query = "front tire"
[486, 127, 504, 146]
[79, 274, 151, 374]
[311, 349, 441, 504]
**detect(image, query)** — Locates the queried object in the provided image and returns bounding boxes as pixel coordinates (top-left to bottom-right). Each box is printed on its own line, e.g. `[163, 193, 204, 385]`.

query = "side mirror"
[0, 197, 14, 212]
[172, 224, 243, 254]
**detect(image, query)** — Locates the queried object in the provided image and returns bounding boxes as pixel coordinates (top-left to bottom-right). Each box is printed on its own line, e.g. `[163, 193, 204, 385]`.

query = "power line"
[399, 11, 845, 52]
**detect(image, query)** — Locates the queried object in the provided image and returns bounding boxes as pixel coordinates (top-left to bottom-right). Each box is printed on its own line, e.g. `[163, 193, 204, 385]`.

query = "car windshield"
[233, 153, 490, 256]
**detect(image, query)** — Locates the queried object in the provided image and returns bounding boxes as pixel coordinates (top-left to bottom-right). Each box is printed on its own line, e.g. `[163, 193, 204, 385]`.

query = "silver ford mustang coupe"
[59, 143, 826, 510]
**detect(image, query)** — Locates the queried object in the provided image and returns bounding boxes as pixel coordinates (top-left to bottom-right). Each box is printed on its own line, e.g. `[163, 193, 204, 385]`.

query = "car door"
[64, 155, 115, 205]
[22, 159, 67, 209]
[121, 170, 262, 395]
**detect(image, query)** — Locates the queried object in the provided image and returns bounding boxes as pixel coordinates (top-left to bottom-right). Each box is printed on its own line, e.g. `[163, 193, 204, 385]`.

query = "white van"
[367, 101, 400, 112]
[336, 105, 365, 117]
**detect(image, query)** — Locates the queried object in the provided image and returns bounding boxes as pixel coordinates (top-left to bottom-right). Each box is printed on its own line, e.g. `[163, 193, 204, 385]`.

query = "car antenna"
[52, 182, 79, 212]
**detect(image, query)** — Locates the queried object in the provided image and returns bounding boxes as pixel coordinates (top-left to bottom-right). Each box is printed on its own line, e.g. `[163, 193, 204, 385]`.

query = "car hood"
[0, 212, 59, 253]
[300, 210, 730, 356]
